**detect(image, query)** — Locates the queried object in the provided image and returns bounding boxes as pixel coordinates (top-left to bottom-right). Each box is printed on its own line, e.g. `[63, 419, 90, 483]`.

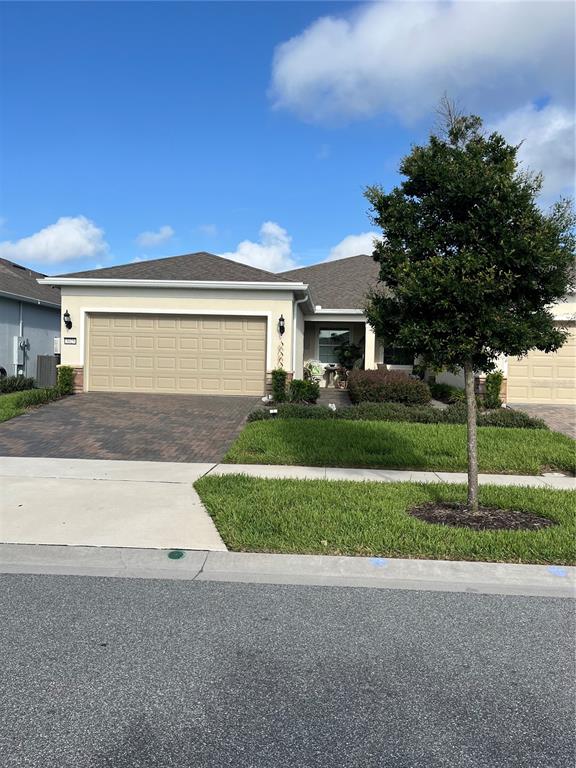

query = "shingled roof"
[54, 251, 296, 283]
[281, 254, 381, 309]
[0, 258, 60, 306]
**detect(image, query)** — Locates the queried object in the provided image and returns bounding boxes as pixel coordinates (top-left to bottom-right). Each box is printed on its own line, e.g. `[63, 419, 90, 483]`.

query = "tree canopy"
[365, 109, 575, 373]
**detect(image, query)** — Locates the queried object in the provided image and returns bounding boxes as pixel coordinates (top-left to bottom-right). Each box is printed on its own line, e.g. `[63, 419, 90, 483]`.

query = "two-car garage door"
[507, 326, 576, 405]
[87, 314, 267, 395]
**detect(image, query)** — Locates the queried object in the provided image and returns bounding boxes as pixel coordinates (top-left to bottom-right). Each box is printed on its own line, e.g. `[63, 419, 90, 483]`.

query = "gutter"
[37, 277, 308, 292]
[0, 290, 60, 309]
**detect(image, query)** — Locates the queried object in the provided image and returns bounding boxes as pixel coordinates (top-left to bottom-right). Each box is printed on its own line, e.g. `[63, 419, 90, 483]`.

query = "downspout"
[292, 296, 308, 375]
[18, 301, 24, 375]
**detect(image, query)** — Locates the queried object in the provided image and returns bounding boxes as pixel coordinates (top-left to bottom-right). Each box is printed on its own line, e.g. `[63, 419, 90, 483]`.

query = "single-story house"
[38, 251, 575, 405]
[1, 257, 61, 379]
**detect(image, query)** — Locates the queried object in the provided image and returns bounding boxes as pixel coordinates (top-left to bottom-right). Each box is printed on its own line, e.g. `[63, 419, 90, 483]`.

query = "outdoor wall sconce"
[63, 309, 72, 330]
[278, 315, 285, 336]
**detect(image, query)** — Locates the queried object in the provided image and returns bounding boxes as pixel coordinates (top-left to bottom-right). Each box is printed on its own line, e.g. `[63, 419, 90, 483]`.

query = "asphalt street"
[1, 575, 573, 767]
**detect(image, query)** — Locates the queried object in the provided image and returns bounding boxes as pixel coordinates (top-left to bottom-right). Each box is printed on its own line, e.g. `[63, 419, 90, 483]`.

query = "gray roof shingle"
[54, 251, 296, 283]
[0, 258, 61, 306]
[281, 254, 380, 309]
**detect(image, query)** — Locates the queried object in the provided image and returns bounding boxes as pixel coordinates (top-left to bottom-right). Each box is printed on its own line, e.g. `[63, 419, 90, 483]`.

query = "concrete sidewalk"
[0, 457, 226, 551]
[208, 463, 576, 489]
[0, 544, 573, 598]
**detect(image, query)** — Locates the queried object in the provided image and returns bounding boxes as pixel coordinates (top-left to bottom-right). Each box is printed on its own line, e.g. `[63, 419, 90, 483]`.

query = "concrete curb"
[1, 544, 573, 598]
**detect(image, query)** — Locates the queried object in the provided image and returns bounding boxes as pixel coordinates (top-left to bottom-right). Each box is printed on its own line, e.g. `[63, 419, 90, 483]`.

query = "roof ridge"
[280, 253, 373, 274]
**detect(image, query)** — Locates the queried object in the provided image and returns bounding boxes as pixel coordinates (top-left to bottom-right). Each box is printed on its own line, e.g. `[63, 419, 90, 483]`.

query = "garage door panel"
[507, 327, 576, 405]
[88, 313, 266, 395]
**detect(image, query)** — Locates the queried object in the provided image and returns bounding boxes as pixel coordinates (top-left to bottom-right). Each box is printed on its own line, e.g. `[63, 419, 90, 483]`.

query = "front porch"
[299, 317, 382, 388]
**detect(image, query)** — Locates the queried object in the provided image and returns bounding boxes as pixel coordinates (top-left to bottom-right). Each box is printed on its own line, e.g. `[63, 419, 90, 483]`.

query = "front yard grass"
[0, 391, 28, 423]
[195, 475, 576, 564]
[225, 420, 576, 475]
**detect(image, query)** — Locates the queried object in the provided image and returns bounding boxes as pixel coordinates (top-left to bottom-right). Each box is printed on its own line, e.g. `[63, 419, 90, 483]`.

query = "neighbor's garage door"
[87, 314, 267, 395]
[507, 326, 576, 405]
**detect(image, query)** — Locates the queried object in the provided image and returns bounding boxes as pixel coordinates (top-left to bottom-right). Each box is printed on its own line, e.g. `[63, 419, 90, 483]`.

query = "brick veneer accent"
[71, 366, 84, 393]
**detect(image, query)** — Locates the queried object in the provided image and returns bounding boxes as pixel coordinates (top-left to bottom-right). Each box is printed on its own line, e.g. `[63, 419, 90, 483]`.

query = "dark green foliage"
[0, 376, 35, 393]
[478, 408, 548, 430]
[288, 379, 320, 403]
[248, 403, 335, 422]
[484, 371, 504, 409]
[347, 369, 431, 405]
[430, 382, 465, 403]
[336, 340, 363, 369]
[271, 369, 287, 402]
[11, 387, 61, 409]
[365, 108, 575, 373]
[247, 400, 547, 429]
[339, 402, 443, 423]
[57, 365, 75, 395]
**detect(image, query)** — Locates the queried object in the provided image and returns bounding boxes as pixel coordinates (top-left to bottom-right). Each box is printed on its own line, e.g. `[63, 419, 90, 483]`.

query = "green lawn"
[225, 420, 576, 475]
[0, 391, 28, 423]
[195, 475, 576, 564]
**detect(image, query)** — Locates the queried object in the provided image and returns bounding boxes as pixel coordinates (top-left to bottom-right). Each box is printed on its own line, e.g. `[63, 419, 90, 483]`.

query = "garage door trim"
[80, 307, 271, 395]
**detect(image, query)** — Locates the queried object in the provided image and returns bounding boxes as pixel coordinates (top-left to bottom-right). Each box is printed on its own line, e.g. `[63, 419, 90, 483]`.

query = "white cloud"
[197, 224, 218, 237]
[0, 215, 108, 265]
[270, 1, 574, 122]
[327, 231, 380, 262]
[136, 225, 174, 248]
[490, 103, 575, 200]
[220, 221, 295, 272]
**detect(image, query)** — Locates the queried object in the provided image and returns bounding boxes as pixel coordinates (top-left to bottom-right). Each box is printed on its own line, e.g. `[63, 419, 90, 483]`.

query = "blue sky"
[0, 1, 574, 275]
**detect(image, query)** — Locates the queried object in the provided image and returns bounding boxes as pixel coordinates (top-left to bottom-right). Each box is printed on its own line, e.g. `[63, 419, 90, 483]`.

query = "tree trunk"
[463, 360, 479, 513]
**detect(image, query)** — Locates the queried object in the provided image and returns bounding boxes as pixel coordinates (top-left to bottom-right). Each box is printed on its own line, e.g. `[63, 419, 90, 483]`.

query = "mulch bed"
[409, 501, 556, 531]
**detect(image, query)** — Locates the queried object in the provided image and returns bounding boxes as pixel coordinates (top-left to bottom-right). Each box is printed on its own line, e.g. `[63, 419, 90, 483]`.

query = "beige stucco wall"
[58, 286, 295, 373]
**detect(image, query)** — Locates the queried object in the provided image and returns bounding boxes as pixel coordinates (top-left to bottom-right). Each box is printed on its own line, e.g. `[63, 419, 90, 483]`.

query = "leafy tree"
[365, 101, 575, 511]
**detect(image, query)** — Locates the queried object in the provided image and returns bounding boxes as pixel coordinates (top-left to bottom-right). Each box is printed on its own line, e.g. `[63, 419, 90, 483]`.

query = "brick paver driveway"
[0, 393, 259, 462]
[510, 404, 576, 439]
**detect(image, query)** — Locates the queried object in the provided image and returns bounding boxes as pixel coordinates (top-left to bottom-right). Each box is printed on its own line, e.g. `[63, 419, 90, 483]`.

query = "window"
[318, 329, 350, 364]
[384, 345, 415, 366]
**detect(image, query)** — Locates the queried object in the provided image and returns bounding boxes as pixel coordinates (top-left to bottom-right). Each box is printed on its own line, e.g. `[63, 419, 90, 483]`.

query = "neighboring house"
[0, 258, 61, 379]
[38, 252, 575, 405]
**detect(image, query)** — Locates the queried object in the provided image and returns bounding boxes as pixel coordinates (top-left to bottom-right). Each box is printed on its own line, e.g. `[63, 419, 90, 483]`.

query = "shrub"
[347, 369, 431, 405]
[11, 387, 61, 409]
[57, 365, 75, 395]
[339, 402, 445, 423]
[484, 370, 504, 409]
[430, 382, 465, 404]
[246, 401, 548, 429]
[289, 379, 320, 404]
[271, 369, 287, 402]
[478, 408, 548, 430]
[0, 375, 35, 394]
[248, 403, 336, 422]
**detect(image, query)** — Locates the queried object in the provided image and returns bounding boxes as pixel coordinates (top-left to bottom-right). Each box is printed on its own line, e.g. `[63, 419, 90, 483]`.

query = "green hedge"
[247, 401, 548, 429]
[57, 365, 75, 395]
[271, 369, 287, 402]
[0, 376, 35, 394]
[288, 379, 320, 404]
[347, 369, 431, 405]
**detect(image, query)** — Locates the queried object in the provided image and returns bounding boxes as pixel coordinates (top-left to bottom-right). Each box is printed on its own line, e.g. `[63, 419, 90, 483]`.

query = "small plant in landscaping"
[57, 365, 75, 395]
[0, 375, 35, 394]
[271, 369, 287, 402]
[288, 379, 320, 404]
[484, 371, 504, 409]
[347, 369, 431, 405]
[430, 382, 465, 404]
[335, 340, 363, 370]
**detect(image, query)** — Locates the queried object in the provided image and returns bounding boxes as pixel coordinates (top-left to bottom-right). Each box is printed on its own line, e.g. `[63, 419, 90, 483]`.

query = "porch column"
[364, 322, 377, 369]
